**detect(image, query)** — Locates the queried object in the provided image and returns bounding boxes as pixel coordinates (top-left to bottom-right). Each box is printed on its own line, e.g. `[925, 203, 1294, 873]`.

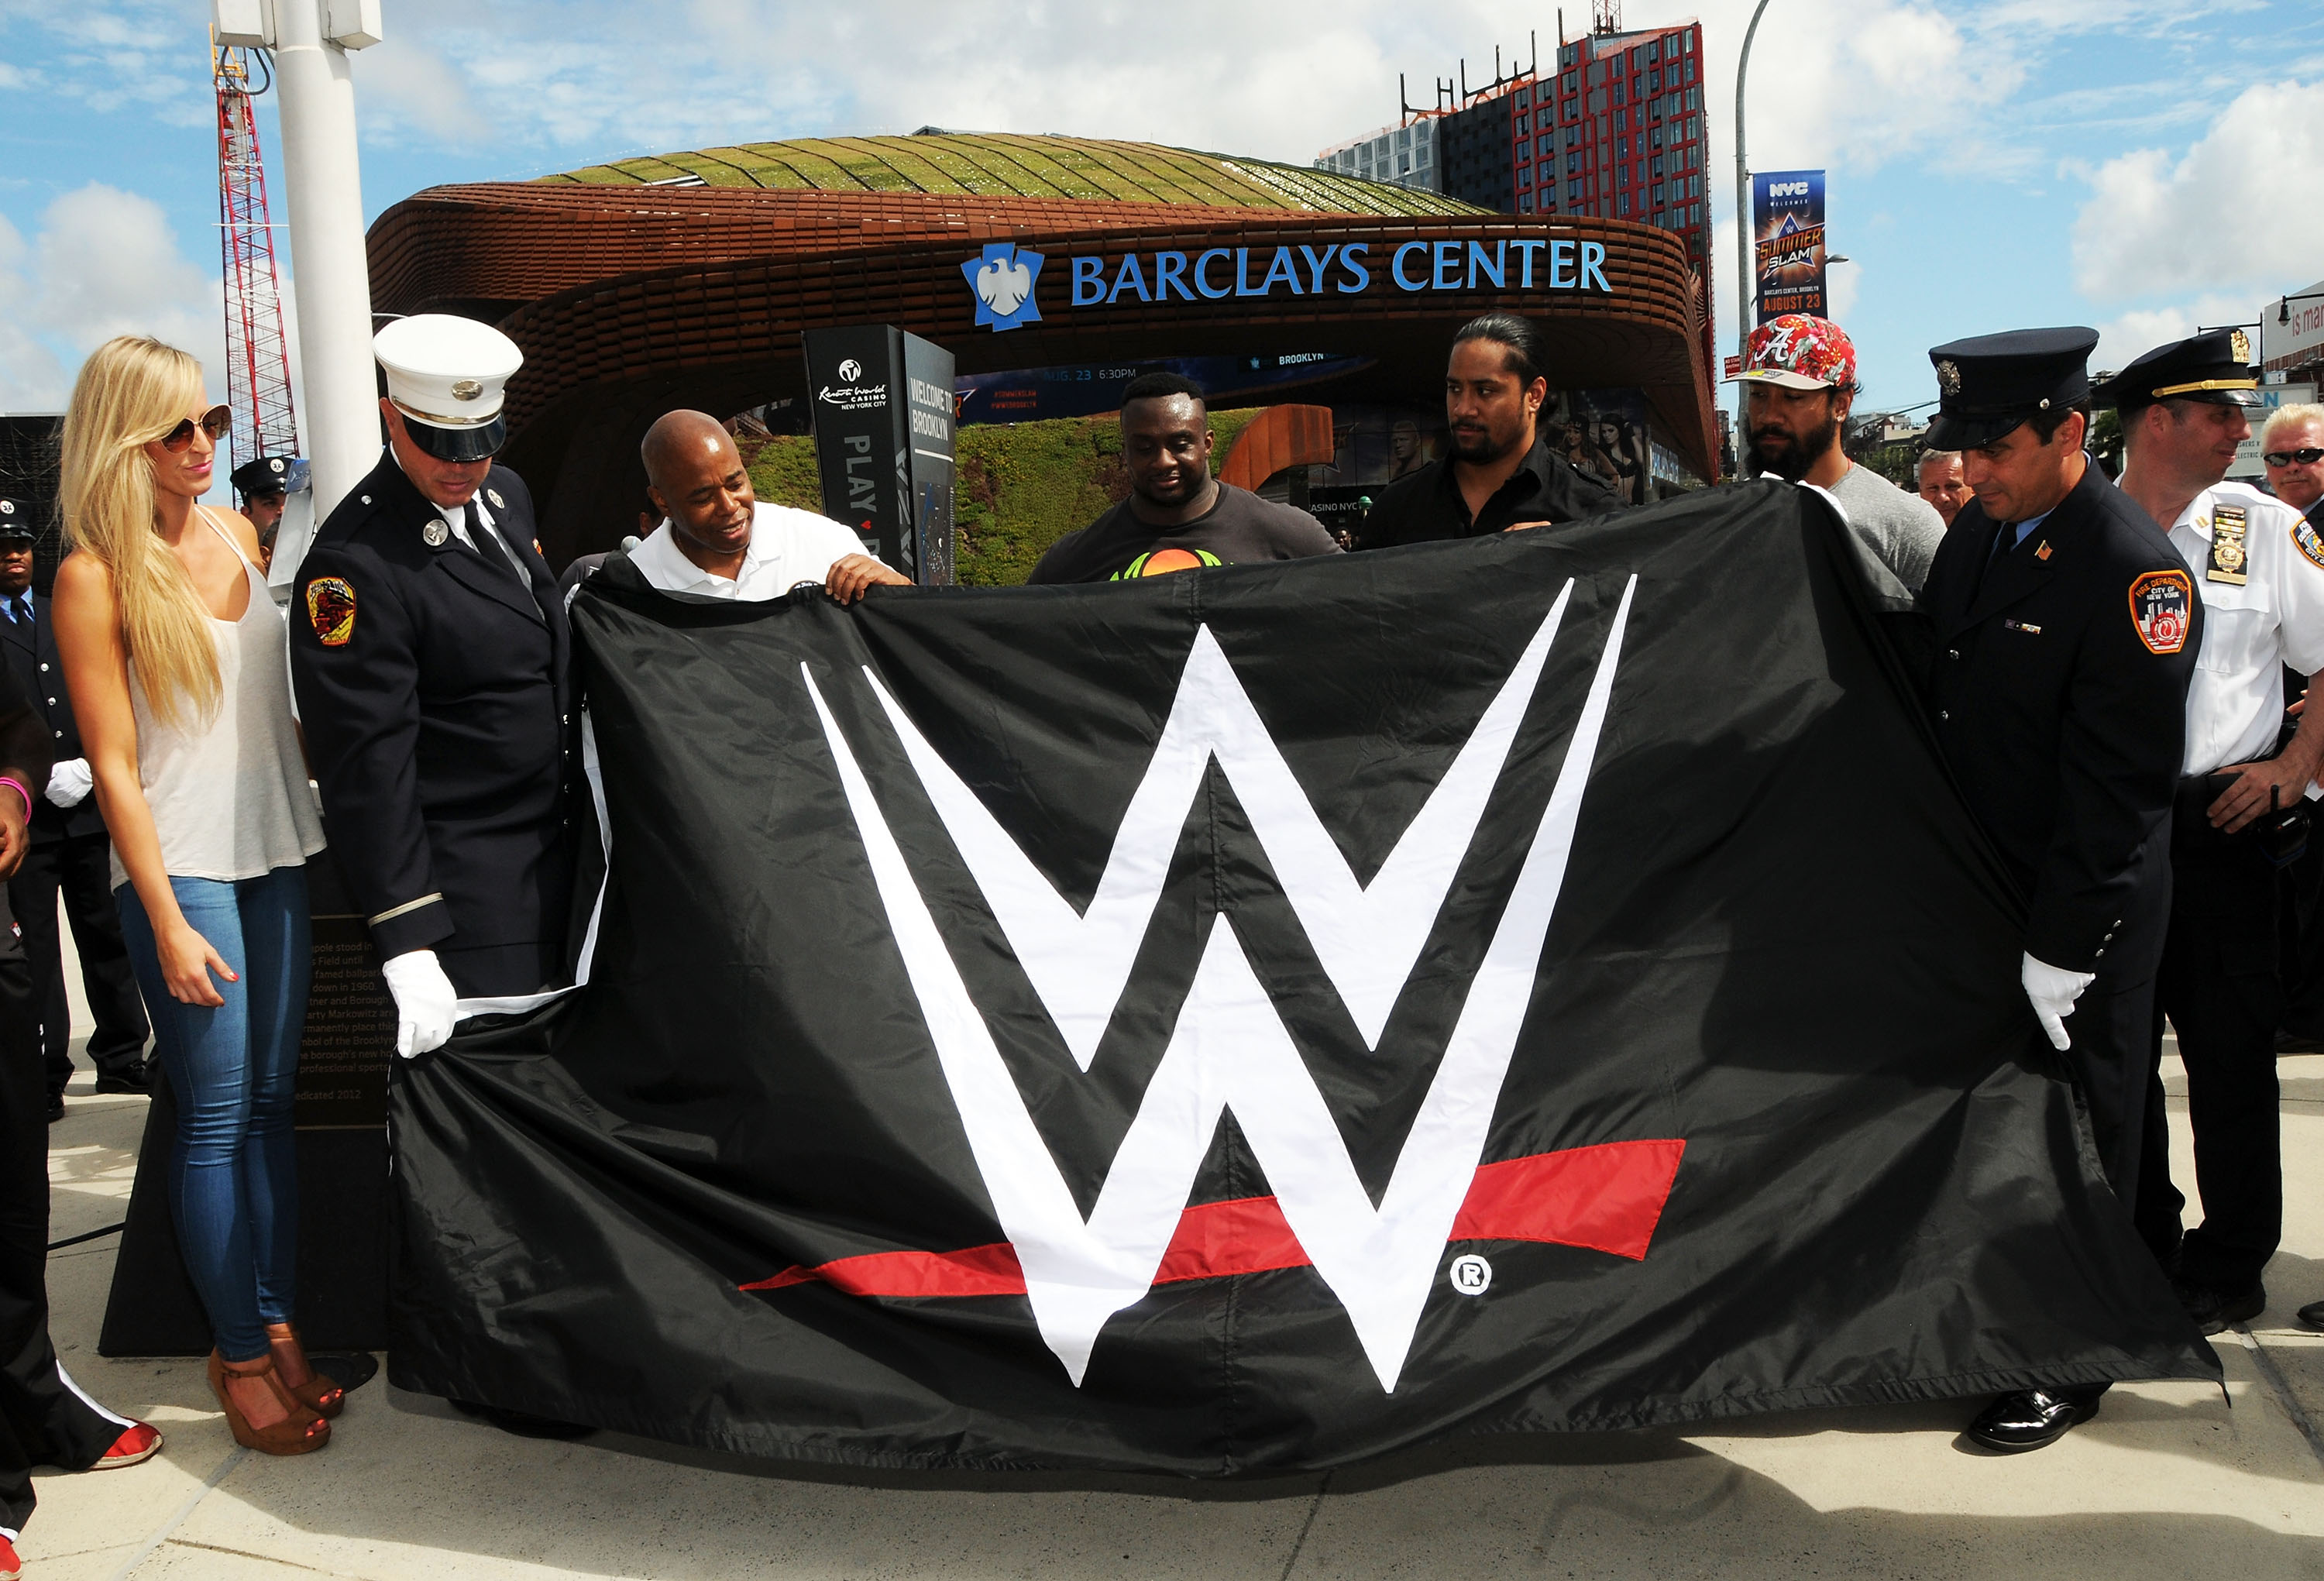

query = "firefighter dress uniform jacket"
[1918, 461, 2199, 1189]
[289, 452, 575, 998]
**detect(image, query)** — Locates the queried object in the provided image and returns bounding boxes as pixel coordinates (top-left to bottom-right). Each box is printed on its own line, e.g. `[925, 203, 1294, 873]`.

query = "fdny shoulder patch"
[2128, 569, 2193, 655]
[1113, 547, 1224, 581]
[2293, 514, 2324, 573]
[305, 576, 357, 648]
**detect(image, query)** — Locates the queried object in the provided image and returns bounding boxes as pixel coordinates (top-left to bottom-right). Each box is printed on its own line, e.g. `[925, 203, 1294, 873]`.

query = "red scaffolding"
[213, 40, 298, 476]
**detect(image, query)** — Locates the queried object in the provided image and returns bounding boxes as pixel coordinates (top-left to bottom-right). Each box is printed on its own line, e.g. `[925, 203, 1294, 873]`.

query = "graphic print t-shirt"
[1027, 483, 1342, 585]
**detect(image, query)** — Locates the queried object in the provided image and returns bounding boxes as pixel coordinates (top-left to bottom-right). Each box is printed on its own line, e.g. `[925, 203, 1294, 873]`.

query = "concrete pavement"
[21, 1044, 2324, 1579]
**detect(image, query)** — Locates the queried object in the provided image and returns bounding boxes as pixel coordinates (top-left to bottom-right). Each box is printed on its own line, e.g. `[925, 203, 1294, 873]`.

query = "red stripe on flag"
[1153, 1193, 1306, 1284]
[1452, 1138, 1684, 1260]
[744, 1138, 1684, 1299]
[740, 1240, 1024, 1297]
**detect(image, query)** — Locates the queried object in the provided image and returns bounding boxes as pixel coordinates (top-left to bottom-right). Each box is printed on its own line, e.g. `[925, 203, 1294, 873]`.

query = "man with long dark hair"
[1353, 314, 1624, 549]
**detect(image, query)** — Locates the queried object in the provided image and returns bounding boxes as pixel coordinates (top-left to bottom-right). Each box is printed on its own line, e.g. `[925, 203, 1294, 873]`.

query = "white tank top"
[112, 508, 327, 888]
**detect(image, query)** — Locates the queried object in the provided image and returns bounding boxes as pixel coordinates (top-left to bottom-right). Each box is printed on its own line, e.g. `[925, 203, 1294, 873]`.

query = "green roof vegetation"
[542, 132, 1490, 219]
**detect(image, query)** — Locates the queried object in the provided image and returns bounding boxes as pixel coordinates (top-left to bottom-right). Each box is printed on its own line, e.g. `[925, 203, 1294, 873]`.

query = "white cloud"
[2091, 294, 2260, 380]
[1826, 258, 1863, 323]
[1700, 0, 2023, 175]
[0, 212, 67, 411]
[0, 183, 224, 412]
[2072, 79, 2324, 301]
[36, 184, 218, 352]
[326, 0, 2026, 188]
[336, 0, 1414, 165]
[2, 0, 218, 128]
[0, 0, 2088, 211]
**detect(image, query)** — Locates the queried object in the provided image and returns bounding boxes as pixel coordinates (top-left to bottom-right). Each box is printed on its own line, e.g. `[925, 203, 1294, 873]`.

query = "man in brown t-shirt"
[1028, 374, 1340, 584]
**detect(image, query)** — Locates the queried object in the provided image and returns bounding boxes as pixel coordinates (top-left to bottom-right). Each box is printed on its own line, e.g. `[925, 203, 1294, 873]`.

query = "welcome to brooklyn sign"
[388, 482, 2212, 1475]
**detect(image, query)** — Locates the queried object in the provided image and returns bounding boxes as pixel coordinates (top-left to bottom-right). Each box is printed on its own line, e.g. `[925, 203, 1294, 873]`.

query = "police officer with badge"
[289, 314, 573, 1057]
[2098, 330, 2324, 1337]
[1917, 328, 2200, 1452]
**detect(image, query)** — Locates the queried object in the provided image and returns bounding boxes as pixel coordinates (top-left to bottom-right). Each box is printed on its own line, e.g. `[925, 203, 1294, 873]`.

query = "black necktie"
[1979, 520, 2020, 590]
[461, 505, 517, 581]
[467, 504, 543, 616]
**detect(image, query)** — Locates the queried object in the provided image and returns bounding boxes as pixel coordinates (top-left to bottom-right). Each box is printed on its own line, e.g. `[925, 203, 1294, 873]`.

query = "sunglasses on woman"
[156, 405, 233, 453]
[2263, 447, 2324, 468]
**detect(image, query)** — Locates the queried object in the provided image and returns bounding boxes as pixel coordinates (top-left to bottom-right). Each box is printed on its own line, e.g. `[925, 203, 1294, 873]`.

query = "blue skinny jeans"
[116, 865, 310, 1363]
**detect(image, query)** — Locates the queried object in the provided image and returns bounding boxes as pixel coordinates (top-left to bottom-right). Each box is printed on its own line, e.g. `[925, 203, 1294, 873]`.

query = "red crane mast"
[212, 38, 299, 476]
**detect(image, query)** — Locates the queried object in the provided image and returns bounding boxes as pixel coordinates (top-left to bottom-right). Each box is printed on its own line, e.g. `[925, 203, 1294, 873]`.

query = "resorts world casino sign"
[961, 237, 1614, 332]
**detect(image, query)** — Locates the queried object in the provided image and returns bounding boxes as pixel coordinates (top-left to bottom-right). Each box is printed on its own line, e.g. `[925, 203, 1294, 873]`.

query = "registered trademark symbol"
[1449, 1254, 1492, 1296]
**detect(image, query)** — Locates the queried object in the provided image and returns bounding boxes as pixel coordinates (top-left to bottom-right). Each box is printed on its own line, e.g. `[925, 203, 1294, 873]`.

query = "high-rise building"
[1314, 118, 1440, 194]
[1319, 17, 1714, 379]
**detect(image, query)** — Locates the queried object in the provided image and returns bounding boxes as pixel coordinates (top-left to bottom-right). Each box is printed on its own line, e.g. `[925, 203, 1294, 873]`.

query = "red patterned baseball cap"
[1731, 314, 1858, 392]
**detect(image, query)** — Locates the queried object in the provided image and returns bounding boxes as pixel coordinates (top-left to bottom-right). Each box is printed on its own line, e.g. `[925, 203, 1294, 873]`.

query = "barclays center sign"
[961, 235, 1614, 333]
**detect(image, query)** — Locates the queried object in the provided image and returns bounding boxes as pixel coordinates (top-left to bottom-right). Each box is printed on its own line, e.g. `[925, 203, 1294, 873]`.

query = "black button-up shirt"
[1353, 430, 1626, 549]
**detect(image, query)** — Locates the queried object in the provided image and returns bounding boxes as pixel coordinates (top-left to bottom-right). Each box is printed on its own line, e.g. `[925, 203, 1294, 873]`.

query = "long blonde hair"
[58, 336, 224, 729]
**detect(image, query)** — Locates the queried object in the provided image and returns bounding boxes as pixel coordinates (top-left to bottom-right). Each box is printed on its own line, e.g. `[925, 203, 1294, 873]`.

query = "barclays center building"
[366, 131, 1718, 566]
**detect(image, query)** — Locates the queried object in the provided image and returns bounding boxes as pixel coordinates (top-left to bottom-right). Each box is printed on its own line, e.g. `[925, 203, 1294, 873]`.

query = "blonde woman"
[52, 338, 332, 1456]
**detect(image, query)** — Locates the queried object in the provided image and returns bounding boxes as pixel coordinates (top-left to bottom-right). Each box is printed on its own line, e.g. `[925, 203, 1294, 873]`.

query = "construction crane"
[211, 35, 298, 482]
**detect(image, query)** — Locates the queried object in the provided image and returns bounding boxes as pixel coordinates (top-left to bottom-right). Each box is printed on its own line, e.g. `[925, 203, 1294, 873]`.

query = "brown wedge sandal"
[208, 1351, 331, 1455]
[266, 1323, 345, 1419]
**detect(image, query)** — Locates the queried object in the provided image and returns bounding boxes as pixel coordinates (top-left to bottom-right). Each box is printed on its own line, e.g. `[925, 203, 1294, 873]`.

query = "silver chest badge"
[423, 520, 449, 547]
[486, 488, 505, 509]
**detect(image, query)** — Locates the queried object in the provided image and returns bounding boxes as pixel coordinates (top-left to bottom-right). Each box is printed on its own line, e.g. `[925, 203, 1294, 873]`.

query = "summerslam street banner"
[1754, 169, 1828, 324]
[387, 483, 2214, 1474]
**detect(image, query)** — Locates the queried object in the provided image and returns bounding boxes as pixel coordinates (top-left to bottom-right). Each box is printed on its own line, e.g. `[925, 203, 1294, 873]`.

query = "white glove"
[2022, 952, 2096, 1052]
[380, 949, 460, 1058]
[43, 758, 92, 808]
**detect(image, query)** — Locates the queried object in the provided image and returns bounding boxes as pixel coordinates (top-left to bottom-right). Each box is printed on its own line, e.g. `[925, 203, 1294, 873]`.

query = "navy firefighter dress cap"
[1923, 327, 2099, 451]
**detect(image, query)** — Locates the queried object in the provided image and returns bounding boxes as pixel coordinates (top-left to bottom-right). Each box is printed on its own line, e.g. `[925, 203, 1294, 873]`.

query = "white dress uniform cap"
[375, 313, 524, 462]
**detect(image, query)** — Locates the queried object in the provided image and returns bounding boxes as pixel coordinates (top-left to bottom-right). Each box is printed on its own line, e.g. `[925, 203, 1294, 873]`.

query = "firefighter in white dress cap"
[288, 314, 575, 1057]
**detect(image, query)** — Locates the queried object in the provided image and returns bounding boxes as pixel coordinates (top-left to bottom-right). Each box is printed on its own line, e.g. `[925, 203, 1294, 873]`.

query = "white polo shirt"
[628, 502, 877, 601]
[2164, 479, 2324, 777]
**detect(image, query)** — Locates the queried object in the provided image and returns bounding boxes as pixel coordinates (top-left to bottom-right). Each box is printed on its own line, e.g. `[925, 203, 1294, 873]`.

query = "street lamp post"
[1732, 0, 1773, 474]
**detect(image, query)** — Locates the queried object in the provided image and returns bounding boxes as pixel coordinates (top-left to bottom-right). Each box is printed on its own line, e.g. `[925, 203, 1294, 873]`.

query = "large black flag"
[389, 482, 2214, 1474]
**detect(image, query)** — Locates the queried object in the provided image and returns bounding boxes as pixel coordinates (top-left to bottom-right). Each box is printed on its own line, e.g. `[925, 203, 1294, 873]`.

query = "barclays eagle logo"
[962, 242, 1043, 332]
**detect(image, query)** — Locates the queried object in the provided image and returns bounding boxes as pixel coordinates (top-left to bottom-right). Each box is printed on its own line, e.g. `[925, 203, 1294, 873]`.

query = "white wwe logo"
[805, 575, 1635, 1390]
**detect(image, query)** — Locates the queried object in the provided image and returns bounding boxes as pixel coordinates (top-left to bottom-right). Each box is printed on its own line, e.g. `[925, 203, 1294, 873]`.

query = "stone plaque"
[295, 913, 395, 1129]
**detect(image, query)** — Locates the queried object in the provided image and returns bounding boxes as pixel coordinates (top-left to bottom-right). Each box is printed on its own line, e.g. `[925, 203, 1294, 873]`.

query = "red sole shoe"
[97, 1421, 162, 1469]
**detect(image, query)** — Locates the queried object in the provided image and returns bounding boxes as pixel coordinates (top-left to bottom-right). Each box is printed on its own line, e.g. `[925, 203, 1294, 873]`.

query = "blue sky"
[3, 0, 2322, 431]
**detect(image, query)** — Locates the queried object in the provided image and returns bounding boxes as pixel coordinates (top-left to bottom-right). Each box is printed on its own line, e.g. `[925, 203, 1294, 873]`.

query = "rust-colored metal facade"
[368, 177, 1716, 565]
[1217, 406, 1336, 493]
